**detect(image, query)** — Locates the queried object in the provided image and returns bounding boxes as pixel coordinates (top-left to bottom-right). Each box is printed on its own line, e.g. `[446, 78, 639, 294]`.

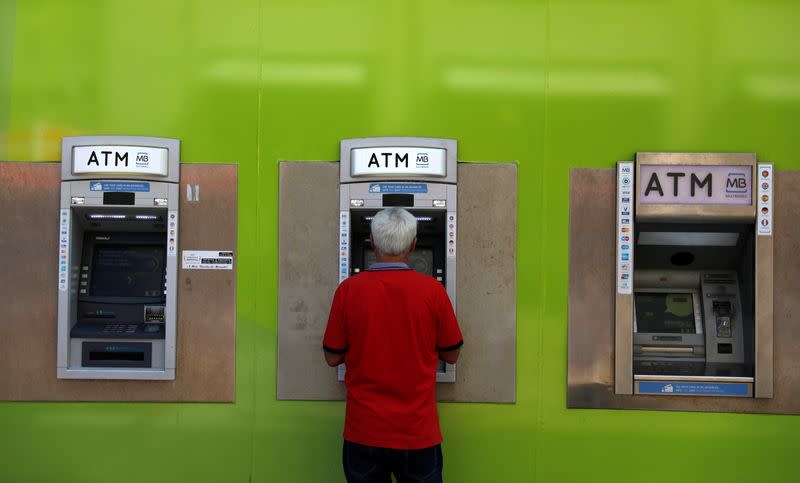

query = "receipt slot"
[615, 153, 773, 397]
[57, 136, 179, 380]
[338, 137, 458, 383]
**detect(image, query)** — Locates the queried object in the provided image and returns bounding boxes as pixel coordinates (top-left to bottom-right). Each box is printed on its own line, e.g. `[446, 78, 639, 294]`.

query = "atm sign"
[351, 147, 447, 177]
[72, 145, 169, 176]
[639, 165, 752, 205]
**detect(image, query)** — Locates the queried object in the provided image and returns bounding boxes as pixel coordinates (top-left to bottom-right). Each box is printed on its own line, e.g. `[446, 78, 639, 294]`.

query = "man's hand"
[324, 351, 345, 367]
[438, 349, 460, 364]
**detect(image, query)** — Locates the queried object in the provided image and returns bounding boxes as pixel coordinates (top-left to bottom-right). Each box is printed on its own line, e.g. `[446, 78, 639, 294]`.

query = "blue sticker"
[639, 381, 749, 396]
[368, 183, 428, 194]
[89, 181, 150, 192]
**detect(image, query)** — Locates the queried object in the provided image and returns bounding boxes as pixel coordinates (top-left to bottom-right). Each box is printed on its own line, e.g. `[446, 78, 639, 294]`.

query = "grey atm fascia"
[338, 137, 458, 383]
[57, 136, 180, 380]
[614, 152, 774, 398]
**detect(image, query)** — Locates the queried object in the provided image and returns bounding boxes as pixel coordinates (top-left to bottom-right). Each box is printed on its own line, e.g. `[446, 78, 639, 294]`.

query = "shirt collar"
[367, 262, 410, 271]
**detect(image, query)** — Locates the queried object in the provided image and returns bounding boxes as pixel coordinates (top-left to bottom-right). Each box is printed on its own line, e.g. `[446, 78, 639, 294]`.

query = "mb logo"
[135, 152, 150, 167]
[726, 172, 748, 193]
[416, 153, 429, 168]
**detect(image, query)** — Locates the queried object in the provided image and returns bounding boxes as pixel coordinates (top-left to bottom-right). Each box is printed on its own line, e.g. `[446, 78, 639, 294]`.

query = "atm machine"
[57, 136, 180, 380]
[615, 153, 773, 397]
[338, 137, 458, 383]
[615, 153, 774, 398]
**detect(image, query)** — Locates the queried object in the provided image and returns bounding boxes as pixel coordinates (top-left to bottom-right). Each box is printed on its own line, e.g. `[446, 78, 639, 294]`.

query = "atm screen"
[365, 248, 434, 276]
[635, 292, 697, 334]
[90, 245, 166, 298]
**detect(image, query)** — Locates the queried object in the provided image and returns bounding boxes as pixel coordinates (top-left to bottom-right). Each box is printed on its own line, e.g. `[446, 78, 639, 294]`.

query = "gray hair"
[370, 208, 417, 256]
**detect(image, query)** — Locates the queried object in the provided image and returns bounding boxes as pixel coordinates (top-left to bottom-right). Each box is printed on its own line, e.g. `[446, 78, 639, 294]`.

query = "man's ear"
[408, 238, 417, 253]
[370, 235, 378, 256]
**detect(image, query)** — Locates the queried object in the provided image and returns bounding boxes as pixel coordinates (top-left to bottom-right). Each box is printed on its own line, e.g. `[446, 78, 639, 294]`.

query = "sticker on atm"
[182, 250, 233, 270]
[368, 183, 428, 194]
[89, 181, 150, 192]
[638, 381, 749, 396]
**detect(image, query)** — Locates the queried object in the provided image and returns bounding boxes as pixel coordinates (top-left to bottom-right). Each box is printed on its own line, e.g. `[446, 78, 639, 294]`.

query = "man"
[323, 207, 463, 483]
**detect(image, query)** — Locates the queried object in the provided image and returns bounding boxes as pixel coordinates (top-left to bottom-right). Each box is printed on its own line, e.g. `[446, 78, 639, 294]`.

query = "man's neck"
[375, 255, 409, 263]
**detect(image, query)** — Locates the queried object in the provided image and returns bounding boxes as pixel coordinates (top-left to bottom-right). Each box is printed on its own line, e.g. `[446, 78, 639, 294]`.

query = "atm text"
[86, 151, 129, 167]
[367, 152, 409, 168]
[645, 172, 712, 197]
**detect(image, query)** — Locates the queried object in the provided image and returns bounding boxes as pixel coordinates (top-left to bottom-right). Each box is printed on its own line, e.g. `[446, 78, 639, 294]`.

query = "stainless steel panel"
[438, 163, 517, 403]
[0, 162, 61, 400]
[615, 294, 633, 395]
[568, 167, 800, 414]
[278, 162, 517, 403]
[277, 162, 345, 401]
[755, 234, 774, 398]
[569, 168, 619, 406]
[0, 162, 236, 401]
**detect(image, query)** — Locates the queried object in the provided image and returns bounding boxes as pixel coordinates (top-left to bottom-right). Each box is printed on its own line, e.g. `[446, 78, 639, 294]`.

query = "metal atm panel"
[57, 136, 180, 380]
[615, 153, 774, 398]
[338, 137, 459, 383]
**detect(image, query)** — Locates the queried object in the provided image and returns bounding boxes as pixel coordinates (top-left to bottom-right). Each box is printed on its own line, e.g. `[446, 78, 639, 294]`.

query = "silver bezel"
[61, 136, 181, 184]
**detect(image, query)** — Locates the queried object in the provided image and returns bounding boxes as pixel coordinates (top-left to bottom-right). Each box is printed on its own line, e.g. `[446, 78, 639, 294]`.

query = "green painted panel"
[539, 1, 800, 482]
[1, 2, 260, 483]
[1, 0, 799, 482]
[0, 0, 14, 161]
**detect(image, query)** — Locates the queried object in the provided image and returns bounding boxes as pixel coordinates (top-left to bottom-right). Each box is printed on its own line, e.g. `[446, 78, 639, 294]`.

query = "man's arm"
[324, 349, 346, 367]
[322, 284, 348, 366]
[436, 285, 463, 365]
[438, 348, 460, 364]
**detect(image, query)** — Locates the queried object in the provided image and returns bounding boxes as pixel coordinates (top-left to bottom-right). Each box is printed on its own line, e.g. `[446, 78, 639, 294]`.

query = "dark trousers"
[342, 440, 443, 483]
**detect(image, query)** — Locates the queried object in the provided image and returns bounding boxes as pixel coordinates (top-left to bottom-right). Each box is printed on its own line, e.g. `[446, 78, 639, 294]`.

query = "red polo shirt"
[323, 267, 463, 450]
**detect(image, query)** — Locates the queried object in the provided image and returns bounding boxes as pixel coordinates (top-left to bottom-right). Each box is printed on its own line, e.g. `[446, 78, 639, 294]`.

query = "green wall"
[1, 1, 798, 481]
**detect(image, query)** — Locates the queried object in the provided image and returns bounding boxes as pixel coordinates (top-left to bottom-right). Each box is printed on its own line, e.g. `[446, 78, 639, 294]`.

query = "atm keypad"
[712, 301, 733, 338]
[716, 317, 732, 338]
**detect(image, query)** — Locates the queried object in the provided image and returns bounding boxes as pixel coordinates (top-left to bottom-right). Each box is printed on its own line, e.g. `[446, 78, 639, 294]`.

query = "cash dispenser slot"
[103, 192, 135, 205]
[382, 194, 414, 206]
[82, 342, 152, 368]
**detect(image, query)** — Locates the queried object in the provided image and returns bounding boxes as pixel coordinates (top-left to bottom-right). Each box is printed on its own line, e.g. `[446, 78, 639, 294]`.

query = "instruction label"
[638, 381, 749, 396]
[89, 181, 150, 192]
[182, 250, 234, 270]
[368, 183, 428, 194]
